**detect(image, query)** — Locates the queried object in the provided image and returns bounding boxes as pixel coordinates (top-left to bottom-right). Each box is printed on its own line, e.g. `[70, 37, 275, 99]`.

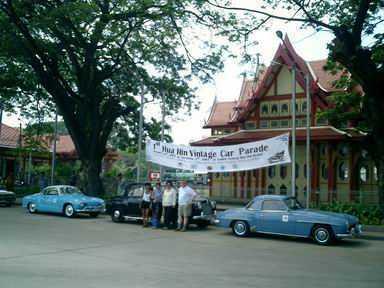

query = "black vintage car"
[0, 189, 16, 207]
[107, 183, 216, 228]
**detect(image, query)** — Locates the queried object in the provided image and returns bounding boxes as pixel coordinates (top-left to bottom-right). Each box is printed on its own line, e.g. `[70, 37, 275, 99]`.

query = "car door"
[247, 200, 263, 232]
[43, 187, 60, 212]
[125, 185, 144, 217]
[258, 200, 295, 235]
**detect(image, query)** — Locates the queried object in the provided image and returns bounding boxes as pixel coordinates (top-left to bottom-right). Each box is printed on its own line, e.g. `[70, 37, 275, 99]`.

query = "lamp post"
[159, 88, 165, 181]
[50, 108, 58, 185]
[137, 85, 145, 183]
[0, 101, 3, 141]
[305, 74, 311, 208]
[276, 31, 296, 197]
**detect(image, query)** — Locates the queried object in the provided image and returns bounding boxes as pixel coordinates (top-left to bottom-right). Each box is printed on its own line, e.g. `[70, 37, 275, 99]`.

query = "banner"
[146, 133, 291, 173]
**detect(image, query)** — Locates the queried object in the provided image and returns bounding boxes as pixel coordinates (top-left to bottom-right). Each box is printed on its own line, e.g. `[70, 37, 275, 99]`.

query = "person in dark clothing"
[151, 182, 163, 228]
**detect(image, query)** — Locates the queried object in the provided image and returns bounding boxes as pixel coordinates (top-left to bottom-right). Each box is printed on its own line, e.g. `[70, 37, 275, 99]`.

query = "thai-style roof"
[204, 100, 237, 128]
[204, 36, 347, 128]
[191, 126, 365, 146]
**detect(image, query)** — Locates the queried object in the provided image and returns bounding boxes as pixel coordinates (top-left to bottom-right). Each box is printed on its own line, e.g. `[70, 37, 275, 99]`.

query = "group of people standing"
[141, 180, 197, 232]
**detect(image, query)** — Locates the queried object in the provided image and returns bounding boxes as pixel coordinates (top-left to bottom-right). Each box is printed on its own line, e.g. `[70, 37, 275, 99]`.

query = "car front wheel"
[312, 225, 334, 245]
[232, 220, 250, 237]
[28, 203, 37, 214]
[64, 204, 75, 218]
[112, 209, 123, 223]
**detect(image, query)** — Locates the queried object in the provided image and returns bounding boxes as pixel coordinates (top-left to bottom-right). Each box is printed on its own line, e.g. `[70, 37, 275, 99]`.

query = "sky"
[2, 3, 335, 145]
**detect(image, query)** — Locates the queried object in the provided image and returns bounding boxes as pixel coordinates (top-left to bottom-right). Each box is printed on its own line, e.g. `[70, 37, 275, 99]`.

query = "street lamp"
[275, 31, 311, 206]
[276, 31, 297, 198]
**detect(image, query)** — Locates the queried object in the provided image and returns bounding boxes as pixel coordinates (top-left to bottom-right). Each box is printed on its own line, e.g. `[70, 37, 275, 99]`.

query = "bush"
[316, 202, 384, 225]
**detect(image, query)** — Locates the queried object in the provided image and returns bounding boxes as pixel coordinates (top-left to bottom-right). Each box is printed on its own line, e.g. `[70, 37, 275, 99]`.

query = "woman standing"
[162, 180, 177, 229]
[141, 184, 152, 227]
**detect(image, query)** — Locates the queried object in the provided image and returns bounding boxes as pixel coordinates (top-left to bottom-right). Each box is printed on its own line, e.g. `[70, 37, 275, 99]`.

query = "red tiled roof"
[308, 60, 346, 92]
[55, 135, 76, 154]
[190, 136, 219, 146]
[192, 126, 364, 146]
[216, 126, 363, 144]
[0, 124, 20, 148]
[204, 101, 237, 128]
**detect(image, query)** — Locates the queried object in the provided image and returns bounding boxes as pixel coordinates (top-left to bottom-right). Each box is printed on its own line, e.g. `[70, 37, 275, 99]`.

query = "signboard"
[146, 133, 291, 173]
[149, 172, 161, 180]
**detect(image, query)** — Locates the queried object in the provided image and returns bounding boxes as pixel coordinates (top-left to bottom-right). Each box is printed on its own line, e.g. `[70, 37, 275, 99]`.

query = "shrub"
[316, 202, 384, 225]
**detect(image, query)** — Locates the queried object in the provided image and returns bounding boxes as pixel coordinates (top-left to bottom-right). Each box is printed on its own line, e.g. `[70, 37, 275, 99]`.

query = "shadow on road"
[216, 230, 370, 248]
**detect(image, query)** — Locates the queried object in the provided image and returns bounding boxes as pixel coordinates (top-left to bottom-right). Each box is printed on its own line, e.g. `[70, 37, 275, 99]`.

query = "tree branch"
[206, 0, 337, 32]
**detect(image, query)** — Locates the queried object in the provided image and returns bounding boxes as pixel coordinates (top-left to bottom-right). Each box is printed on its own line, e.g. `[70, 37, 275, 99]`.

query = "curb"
[364, 225, 384, 233]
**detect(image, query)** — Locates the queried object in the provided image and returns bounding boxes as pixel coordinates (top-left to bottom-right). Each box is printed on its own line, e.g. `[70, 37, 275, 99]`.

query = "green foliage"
[0, 0, 233, 194]
[316, 202, 384, 225]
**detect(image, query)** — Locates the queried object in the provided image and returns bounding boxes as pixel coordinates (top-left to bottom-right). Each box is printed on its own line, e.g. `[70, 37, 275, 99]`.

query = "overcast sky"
[3, 3, 335, 145]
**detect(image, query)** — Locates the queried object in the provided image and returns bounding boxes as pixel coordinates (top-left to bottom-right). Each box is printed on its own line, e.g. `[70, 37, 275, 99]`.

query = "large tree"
[0, 1, 227, 195]
[208, 0, 384, 208]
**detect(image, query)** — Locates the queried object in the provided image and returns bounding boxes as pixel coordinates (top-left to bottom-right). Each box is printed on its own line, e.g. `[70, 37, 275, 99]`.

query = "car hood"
[217, 207, 246, 217]
[293, 209, 358, 224]
[0, 190, 15, 195]
[75, 195, 104, 203]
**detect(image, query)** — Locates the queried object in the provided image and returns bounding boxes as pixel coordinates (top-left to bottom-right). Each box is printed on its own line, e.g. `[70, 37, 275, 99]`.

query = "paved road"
[1, 207, 384, 288]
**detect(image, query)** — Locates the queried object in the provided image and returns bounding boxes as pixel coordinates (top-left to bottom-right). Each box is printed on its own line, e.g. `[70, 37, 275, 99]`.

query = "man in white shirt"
[177, 180, 197, 231]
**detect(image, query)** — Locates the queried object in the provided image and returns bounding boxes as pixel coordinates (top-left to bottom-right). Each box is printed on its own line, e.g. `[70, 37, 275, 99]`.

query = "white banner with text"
[146, 133, 291, 173]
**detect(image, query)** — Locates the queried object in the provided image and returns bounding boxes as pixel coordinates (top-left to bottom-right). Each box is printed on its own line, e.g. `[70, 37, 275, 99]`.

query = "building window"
[320, 144, 327, 157]
[281, 103, 289, 114]
[302, 101, 307, 113]
[260, 120, 269, 129]
[280, 120, 289, 127]
[253, 170, 258, 178]
[271, 104, 279, 114]
[338, 162, 349, 180]
[321, 163, 328, 180]
[303, 186, 307, 196]
[374, 166, 378, 182]
[268, 166, 276, 178]
[268, 184, 275, 194]
[295, 163, 299, 178]
[359, 166, 369, 183]
[245, 121, 256, 130]
[261, 104, 269, 115]
[271, 120, 279, 128]
[280, 185, 287, 195]
[280, 165, 287, 179]
[215, 173, 221, 178]
[301, 119, 307, 127]
[339, 145, 349, 157]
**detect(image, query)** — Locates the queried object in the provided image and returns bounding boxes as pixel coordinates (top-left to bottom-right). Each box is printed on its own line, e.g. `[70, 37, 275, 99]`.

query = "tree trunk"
[375, 159, 384, 212]
[82, 156, 104, 196]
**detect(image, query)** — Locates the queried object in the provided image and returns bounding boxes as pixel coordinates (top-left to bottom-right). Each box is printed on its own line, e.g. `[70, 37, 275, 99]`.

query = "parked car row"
[14, 184, 363, 246]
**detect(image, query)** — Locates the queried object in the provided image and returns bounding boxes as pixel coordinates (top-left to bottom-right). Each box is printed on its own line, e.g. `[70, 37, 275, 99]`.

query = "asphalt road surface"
[1, 206, 384, 288]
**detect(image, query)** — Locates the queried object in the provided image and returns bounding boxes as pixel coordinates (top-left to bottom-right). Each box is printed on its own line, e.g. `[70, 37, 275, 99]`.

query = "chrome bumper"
[192, 214, 216, 223]
[76, 207, 105, 213]
[336, 224, 362, 238]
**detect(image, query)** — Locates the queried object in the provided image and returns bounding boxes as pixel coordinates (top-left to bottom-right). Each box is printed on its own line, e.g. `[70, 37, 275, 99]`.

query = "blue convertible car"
[22, 185, 105, 218]
[216, 195, 362, 245]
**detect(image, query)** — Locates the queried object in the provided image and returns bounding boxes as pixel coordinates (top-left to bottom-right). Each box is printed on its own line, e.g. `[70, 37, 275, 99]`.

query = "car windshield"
[284, 197, 303, 210]
[62, 186, 83, 195]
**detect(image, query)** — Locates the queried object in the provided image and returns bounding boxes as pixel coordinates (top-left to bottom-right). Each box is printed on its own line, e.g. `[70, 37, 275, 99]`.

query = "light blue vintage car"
[216, 195, 362, 245]
[22, 185, 105, 218]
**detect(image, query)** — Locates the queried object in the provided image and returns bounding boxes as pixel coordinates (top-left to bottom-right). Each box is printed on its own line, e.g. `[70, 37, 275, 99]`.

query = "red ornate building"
[192, 37, 377, 204]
